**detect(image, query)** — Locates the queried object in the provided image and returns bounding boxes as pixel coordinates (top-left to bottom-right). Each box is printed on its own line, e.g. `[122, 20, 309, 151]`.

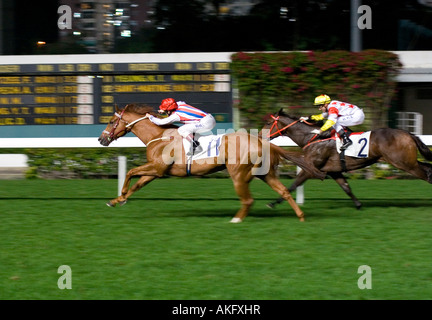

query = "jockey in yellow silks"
[300, 94, 365, 150]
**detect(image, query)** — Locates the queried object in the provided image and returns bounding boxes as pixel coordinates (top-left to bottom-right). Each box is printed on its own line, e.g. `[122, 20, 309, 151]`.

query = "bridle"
[103, 107, 150, 142]
[266, 114, 320, 146]
[102, 108, 131, 143]
[102, 108, 160, 144]
[266, 115, 301, 138]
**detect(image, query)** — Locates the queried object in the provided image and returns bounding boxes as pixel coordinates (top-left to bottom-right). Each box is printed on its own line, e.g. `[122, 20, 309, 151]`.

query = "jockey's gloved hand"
[310, 129, 321, 134]
[300, 116, 309, 121]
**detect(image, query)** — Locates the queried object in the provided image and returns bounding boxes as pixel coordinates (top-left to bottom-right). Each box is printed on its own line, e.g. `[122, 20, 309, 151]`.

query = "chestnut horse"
[261, 109, 432, 209]
[98, 104, 325, 223]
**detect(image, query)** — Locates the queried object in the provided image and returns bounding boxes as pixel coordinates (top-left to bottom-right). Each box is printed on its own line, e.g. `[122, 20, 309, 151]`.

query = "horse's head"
[98, 105, 131, 146]
[259, 109, 299, 140]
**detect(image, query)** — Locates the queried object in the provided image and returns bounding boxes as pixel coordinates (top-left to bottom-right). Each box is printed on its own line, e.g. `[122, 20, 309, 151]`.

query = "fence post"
[296, 166, 304, 204]
[118, 156, 127, 196]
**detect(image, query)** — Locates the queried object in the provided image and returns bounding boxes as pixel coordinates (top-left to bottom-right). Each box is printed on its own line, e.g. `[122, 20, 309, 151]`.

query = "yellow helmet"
[314, 94, 331, 106]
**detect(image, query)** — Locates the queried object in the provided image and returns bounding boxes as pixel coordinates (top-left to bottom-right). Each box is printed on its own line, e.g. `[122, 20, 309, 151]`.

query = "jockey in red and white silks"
[146, 98, 216, 151]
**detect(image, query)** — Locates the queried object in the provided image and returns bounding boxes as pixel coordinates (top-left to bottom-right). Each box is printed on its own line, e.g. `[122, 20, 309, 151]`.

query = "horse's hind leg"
[328, 172, 362, 209]
[262, 175, 305, 221]
[408, 161, 432, 183]
[230, 179, 254, 223]
[382, 147, 432, 183]
[420, 161, 432, 183]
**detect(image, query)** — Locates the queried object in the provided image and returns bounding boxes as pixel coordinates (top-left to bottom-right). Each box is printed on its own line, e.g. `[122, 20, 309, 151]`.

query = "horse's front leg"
[107, 163, 164, 207]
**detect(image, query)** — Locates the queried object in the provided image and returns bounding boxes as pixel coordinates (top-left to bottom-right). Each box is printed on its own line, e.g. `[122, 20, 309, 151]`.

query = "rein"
[146, 136, 173, 147]
[104, 110, 173, 146]
[266, 115, 300, 138]
[267, 115, 319, 146]
[103, 110, 151, 142]
[125, 115, 149, 128]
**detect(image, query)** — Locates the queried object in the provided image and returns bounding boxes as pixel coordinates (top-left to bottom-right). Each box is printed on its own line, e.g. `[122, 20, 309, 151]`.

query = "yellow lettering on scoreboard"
[37, 65, 54, 72]
[171, 75, 194, 81]
[35, 76, 58, 83]
[59, 64, 75, 72]
[102, 85, 114, 93]
[99, 64, 114, 71]
[128, 63, 159, 71]
[172, 84, 193, 92]
[57, 85, 77, 93]
[77, 64, 92, 72]
[102, 96, 114, 103]
[175, 63, 192, 70]
[197, 62, 212, 70]
[99, 116, 112, 123]
[0, 117, 26, 125]
[35, 86, 57, 94]
[134, 84, 172, 92]
[34, 96, 60, 104]
[114, 75, 163, 82]
[0, 97, 23, 104]
[102, 106, 114, 113]
[0, 65, 20, 72]
[215, 62, 229, 70]
[0, 107, 29, 115]
[0, 77, 21, 84]
[0, 87, 32, 94]
[34, 107, 57, 114]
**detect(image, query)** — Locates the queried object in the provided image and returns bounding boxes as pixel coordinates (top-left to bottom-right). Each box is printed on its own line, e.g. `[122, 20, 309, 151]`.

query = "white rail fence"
[1, 135, 432, 203]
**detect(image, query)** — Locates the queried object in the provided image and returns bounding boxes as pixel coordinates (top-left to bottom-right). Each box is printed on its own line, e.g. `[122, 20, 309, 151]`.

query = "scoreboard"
[0, 60, 232, 128]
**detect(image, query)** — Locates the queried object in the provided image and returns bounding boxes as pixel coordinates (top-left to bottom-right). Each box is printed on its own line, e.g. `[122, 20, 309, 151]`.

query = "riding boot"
[192, 139, 200, 149]
[338, 129, 352, 151]
[186, 134, 202, 155]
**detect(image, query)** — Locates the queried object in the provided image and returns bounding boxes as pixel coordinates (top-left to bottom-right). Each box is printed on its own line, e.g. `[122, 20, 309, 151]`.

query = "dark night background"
[2, 0, 432, 55]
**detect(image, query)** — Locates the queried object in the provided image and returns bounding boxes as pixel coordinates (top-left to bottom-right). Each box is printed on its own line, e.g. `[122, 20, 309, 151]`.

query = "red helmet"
[159, 98, 178, 112]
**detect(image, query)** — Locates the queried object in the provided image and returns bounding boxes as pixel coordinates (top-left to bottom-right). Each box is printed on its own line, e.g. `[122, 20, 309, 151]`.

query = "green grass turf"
[0, 178, 431, 300]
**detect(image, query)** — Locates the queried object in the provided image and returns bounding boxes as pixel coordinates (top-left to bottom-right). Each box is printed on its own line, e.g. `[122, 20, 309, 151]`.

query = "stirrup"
[340, 140, 352, 151]
[192, 140, 200, 148]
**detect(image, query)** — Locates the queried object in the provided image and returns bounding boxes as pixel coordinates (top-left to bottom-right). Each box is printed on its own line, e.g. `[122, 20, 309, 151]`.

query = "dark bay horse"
[260, 109, 432, 209]
[98, 104, 325, 223]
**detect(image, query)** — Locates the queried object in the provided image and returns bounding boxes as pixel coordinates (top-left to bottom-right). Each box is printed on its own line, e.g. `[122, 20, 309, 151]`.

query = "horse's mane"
[263, 109, 302, 122]
[278, 108, 311, 122]
[274, 108, 333, 138]
[124, 103, 160, 117]
[123, 103, 178, 128]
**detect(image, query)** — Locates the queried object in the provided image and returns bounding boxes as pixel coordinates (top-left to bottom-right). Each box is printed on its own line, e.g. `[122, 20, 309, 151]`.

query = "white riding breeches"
[334, 108, 365, 132]
[177, 114, 216, 138]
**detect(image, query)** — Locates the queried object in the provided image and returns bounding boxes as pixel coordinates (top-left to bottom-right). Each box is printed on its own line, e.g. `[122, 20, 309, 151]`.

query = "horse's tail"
[272, 145, 326, 180]
[411, 134, 432, 161]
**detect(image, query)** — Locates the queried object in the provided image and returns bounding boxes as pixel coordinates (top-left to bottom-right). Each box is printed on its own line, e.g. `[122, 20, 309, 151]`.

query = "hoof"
[119, 200, 127, 206]
[266, 202, 275, 209]
[106, 201, 115, 207]
[230, 217, 242, 223]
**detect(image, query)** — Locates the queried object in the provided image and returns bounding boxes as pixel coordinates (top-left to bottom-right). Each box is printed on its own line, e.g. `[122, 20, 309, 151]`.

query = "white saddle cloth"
[183, 134, 226, 160]
[336, 131, 371, 158]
